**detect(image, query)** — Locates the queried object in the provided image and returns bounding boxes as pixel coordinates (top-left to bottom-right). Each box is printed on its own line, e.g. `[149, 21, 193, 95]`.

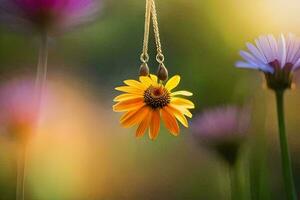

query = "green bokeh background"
[0, 0, 300, 199]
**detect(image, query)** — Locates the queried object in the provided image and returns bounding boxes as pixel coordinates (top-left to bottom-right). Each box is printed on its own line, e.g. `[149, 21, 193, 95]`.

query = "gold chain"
[140, 0, 165, 64]
[150, 0, 165, 64]
[140, 0, 151, 63]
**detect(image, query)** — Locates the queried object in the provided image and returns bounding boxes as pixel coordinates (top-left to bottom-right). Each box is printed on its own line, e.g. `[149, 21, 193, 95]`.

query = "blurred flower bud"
[139, 63, 150, 76]
[0, 77, 50, 143]
[157, 63, 168, 81]
[191, 106, 250, 166]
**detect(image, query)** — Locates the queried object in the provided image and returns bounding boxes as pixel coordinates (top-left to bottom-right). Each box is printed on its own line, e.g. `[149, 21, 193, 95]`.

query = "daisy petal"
[136, 111, 152, 137]
[278, 34, 287, 68]
[161, 108, 179, 136]
[239, 50, 261, 66]
[124, 80, 146, 90]
[113, 98, 144, 112]
[182, 108, 193, 118]
[121, 106, 151, 128]
[293, 57, 300, 70]
[246, 42, 267, 63]
[113, 93, 143, 102]
[165, 75, 180, 91]
[149, 74, 158, 83]
[171, 90, 193, 96]
[267, 34, 278, 60]
[235, 61, 274, 73]
[170, 105, 193, 118]
[165, 106, 188, 128]
[171, 97, 195, 109]
[149, 110, 160, 140]
[255, 39, 268, 61]
[235, 61, 259, 69]
[258, 36, 273, 62]
[270, 35, 279, 57]
[139, 76, 153, 87]
[115, 86, 144, 95]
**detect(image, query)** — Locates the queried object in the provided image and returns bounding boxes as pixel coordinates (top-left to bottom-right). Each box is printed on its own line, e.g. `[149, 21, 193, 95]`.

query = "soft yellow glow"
[203, 0, 300, 46]
[260, 0, 300, 30]
[27, 76, 116, 200]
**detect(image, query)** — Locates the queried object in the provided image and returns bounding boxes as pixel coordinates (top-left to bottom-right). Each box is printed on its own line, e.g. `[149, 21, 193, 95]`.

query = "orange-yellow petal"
[139, 76, 153, 87]
[121, 106, 151, 128]
[171, 106, 193, 118]
[113, 98, 144, 112]
[115, 86, 144, 95]
[120, 108, 140, 122]
[149, 74, 158, 83]
[171, 90, 193, 97]
[171, 97, 195, 109]
[136, 110, 152, 137]
[113, 93, 142, 102]
[124, 80, 146, 90]
[165, 106, 188, 128]
[169, 104, 193, 118]
[161, 107, 179, 136]
[149, 110, 160, 140]
[165, 75, 180, 91]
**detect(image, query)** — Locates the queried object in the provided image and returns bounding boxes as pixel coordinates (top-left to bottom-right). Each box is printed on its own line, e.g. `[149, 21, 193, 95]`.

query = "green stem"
[229, 167, 234, 200]
[275, 90, 297, 200]
[228, 165, 238, 200]
[16, 143, 27, 200]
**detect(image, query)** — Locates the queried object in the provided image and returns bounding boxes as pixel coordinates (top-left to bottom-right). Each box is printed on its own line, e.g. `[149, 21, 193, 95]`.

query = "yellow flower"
[113, 74, 195, 140]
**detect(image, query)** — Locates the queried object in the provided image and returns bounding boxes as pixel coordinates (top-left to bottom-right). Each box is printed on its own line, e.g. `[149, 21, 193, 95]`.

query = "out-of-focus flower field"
[0, 0, 300, 199]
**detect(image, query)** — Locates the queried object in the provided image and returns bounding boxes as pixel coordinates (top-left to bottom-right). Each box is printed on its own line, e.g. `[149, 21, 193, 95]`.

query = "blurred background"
[0, 0, 300, 199]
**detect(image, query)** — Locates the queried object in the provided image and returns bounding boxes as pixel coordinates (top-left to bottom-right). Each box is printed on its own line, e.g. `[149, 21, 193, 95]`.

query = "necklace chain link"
[140, 0, 165, 65]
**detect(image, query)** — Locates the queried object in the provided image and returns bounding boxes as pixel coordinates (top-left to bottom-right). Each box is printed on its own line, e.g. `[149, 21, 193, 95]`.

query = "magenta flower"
[0, 0, 100, 33]
[236, 34, 300, 90]
[191, 106, 250, 165]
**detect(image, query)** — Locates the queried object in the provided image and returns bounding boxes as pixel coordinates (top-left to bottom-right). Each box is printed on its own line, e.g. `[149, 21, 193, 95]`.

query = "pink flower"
[0, 0, 100, 33]
[191, 106, 250, 165]
[192, 106, 249, 140]
[0, 78, 47, 141]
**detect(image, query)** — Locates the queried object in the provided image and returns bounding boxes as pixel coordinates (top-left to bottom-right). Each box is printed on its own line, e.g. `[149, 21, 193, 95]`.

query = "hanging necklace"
[113, 0, 195, 140]
[140, 0, 168, 81]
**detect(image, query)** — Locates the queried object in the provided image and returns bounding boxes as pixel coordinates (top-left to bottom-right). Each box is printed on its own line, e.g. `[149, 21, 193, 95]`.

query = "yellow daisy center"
[144, 86, 170, 109]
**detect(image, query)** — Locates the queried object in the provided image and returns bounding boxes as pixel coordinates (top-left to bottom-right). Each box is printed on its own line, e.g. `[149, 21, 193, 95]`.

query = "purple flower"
[192, 106, 250, 141]
[191, 106, 250, 165]
[0, 0, 100, 34]
[236, 34, 300, 90]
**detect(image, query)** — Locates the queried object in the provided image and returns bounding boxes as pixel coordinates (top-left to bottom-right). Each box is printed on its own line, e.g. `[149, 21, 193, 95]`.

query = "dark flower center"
[27, 9, 62, 30]
[144, 86, 170, 109]
[16, 1, 64, 31]
[269, 60, 293, 73]
[266, 59, 293, 91]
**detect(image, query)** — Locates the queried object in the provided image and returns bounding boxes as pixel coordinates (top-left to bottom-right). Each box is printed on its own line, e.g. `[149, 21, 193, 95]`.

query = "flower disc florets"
[144, 86, 170, 109]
